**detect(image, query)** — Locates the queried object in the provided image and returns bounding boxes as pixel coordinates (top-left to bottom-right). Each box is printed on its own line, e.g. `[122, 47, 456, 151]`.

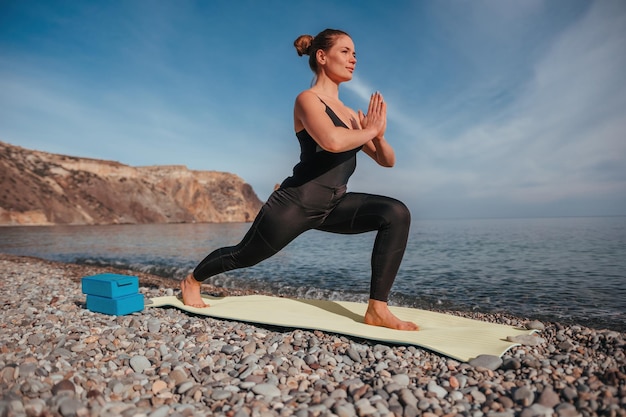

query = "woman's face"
[317, 35, 357, 83]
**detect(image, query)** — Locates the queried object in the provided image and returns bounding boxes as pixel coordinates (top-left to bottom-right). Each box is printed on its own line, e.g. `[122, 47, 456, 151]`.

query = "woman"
[181, 28, 418, 331]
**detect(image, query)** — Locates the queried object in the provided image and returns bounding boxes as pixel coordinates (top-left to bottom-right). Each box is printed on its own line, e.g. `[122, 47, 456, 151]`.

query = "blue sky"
[1, 0, 625, 219]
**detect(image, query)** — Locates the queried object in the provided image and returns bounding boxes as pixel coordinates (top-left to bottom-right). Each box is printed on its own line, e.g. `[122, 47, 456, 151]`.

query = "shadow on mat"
[295, 299, 364, 324]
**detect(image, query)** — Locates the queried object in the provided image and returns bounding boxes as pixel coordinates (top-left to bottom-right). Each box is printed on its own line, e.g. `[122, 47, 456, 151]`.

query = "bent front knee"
[388, 199, 411, 227]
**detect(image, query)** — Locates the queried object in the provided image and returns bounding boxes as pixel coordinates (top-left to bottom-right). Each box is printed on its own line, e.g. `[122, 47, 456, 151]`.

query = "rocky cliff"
[0, 141, 263, 225]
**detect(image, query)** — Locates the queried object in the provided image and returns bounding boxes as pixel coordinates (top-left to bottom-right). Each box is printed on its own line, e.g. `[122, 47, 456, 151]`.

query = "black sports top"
[281, 102, 362, 188]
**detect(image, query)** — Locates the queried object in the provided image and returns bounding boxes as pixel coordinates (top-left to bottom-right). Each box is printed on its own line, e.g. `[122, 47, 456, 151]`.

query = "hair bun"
[294, 34, 314, 56]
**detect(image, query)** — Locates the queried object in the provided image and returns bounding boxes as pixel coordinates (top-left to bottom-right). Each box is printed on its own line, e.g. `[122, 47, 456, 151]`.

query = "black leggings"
[193, 181, 411, 302]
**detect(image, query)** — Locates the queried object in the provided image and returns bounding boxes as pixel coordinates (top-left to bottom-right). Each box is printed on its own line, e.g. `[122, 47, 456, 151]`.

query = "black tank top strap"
[317, 97, 349, 129]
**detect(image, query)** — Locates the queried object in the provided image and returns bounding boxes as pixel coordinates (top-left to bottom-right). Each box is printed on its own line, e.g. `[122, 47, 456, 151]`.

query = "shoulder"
[295, 90, 324, 114]
[295, 89, 319, 105]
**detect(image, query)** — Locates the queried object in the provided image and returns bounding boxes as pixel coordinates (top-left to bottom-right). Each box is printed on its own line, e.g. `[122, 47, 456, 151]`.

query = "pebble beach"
[0, 253, 624, 417]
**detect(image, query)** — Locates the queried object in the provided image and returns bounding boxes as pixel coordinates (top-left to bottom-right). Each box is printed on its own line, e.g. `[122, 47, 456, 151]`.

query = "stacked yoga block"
[81, 273, 144, 315]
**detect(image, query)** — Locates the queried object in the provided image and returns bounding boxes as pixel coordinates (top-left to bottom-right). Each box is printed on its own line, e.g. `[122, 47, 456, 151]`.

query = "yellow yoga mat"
[148, 295, 535, 362]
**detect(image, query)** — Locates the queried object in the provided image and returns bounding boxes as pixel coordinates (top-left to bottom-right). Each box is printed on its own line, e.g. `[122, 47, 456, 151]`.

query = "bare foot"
[180, 274, 209, 308]
[364, 299, 419, 331]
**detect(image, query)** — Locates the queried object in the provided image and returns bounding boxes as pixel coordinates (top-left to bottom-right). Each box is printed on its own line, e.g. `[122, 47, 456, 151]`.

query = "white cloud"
[378, 1, 626, 216]
[343, 75, 372, 102]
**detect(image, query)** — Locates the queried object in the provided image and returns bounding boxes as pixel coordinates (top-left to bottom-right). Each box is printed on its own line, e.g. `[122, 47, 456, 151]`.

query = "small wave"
[75, 257, 191, 280]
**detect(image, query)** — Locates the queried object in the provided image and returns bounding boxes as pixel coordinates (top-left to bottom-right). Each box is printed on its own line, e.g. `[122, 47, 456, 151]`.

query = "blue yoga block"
[86, 293, 145, 315]
[82, 273, 139, 298]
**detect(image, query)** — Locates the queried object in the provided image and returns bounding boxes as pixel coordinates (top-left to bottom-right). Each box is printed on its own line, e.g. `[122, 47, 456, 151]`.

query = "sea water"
[1, 216, 624, 331]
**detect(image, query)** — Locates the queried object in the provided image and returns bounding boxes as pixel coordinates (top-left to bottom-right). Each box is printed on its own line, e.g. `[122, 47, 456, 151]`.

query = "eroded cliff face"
[0, 141, 263, 225]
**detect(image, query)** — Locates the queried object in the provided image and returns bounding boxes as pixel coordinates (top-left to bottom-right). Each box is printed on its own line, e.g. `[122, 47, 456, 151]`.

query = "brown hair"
[294, 28, 350, 74]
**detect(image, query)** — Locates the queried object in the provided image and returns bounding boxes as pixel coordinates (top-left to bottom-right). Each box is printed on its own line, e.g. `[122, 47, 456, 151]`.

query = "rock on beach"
[0, 253, 625, 417]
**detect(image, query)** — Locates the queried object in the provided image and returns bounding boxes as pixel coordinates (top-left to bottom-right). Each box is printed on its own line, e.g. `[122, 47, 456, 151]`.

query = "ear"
[316, 49, 326, 65]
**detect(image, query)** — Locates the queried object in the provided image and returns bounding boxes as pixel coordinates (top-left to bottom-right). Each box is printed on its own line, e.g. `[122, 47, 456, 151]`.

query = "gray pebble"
[449, 391, 464, 401]
[111, 382, 125, 394]
[239, 381, 256, 389]
[334, 403, 356, 417]
[347, 348, 361, 362]
[555, 403, 580, 417]
[522, 403, 553, 417]
[221, 344, 240, 355]
[295, 408, 309, 417]
[18, 362, 37, 377]
[399, 388, 418, 408]
[526, 320, 545, 330]
[252, 383, 281, 398]
[27, 334, 45, 346]
[404, 404, 419, 417]
[129, 355, 151, 373]
[417, 399, 430, 411]
[384, 382, 402, 393]
[514, 386, 535, 407]
[537, 387, 560, 408]
[374, 361, 388, 372]
[148, 406, 170, 417]
[561, 387, 578, 401]
[469, 355, 503, 370]
[387, 398, 403, 416]
[471, 389, 487, 404]
[427, 381, 447, 399]
[507, 335, 546, 346]
[354, 398, 377, 415]
[177, 381, 195, 394]
[147, 318, 161, 333]
[211, 389, 233, 400]
[58, 398, 84, 417]
[488, 412, 514, 417]
[6, 400, 24, 415]
[391, 373, 410, 387]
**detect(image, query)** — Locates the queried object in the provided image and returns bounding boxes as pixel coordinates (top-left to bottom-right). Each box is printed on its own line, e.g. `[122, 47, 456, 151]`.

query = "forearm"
[371, 136, 396, 167]
[318, 126, 378, 153]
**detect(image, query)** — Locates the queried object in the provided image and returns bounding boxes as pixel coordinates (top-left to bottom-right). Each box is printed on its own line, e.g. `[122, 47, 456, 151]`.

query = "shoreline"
[0, 253, 624, 416]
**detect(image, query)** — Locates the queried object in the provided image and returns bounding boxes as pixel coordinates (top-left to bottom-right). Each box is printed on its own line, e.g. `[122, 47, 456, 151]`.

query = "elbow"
[318, 134, 344, 153]
[378, 154, 395, 167]
[325, 143, 344, 153]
